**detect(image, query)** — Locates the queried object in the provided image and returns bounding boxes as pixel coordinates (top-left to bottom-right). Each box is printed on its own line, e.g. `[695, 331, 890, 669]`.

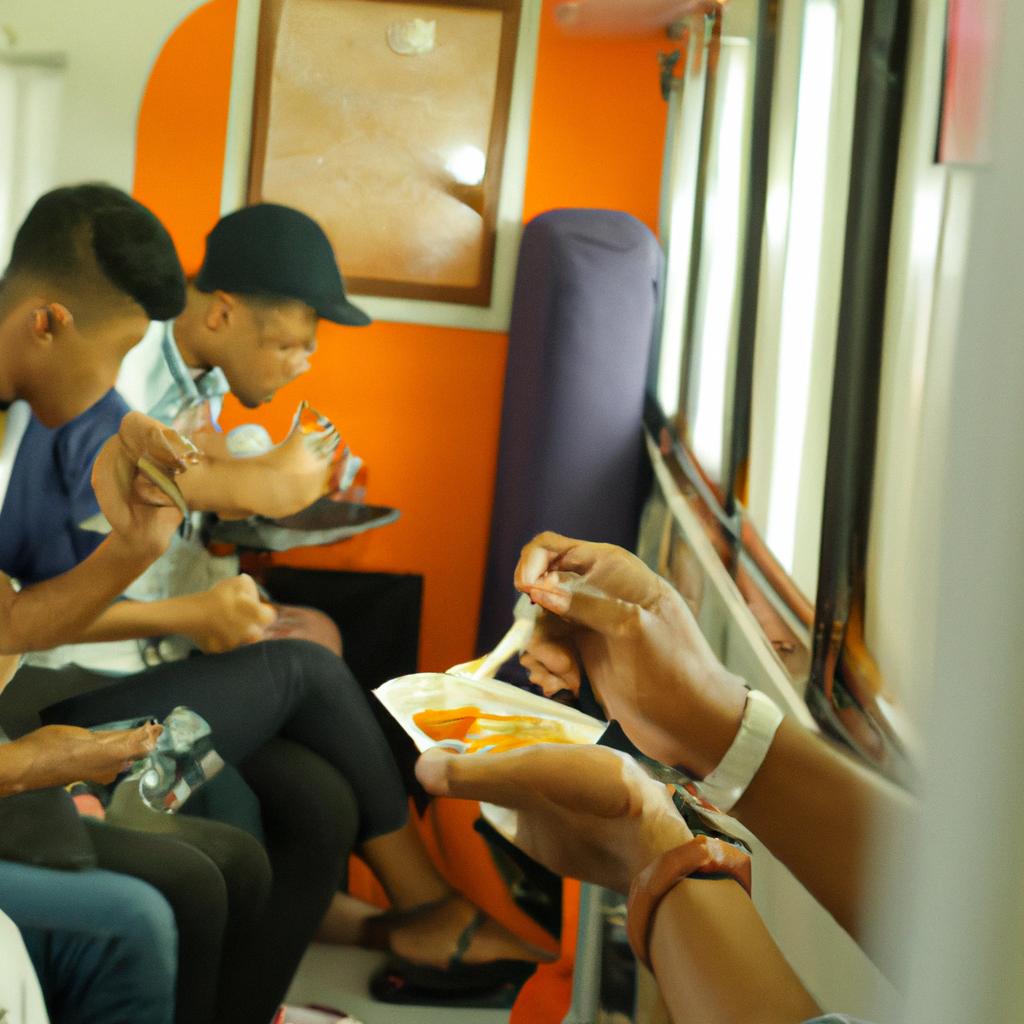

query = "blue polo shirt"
[0, 390, 126, 586]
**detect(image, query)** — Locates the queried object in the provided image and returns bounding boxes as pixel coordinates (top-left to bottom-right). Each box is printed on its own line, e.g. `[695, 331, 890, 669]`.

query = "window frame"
[649, 0, 916, 783]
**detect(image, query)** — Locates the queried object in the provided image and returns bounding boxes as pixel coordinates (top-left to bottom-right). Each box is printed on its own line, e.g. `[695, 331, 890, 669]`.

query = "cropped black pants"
[8, 640, 409, 1024]
[43, 639, 409, 843]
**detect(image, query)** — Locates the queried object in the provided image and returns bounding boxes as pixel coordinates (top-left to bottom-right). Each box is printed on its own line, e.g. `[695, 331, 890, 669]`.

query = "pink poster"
[938, 0, 1004, 164]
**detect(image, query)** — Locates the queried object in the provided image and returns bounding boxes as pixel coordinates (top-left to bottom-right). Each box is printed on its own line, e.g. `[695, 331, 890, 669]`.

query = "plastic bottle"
[137, 706, 225, 813]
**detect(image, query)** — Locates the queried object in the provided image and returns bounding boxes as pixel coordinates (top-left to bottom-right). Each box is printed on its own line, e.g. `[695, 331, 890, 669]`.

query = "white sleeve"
[115, 320, 166, 413]
[0, 909, 49, 1024]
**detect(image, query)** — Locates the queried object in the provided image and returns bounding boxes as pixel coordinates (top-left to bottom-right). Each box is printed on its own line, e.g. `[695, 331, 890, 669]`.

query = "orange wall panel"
[219, 319, 509, 673]
[134, 0, 238, 274]
[134, 0, 665, 671]
[524, 6, 668, 231]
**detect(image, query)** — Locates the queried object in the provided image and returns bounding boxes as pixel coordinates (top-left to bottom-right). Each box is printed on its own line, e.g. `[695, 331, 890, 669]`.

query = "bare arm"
[0, 541, 159, 654]
[418, 744, 821, 1024]
[731, 717, 914, 949]
[0, 722, 162, 797]
[0, 413, 186, 655]
[515, 533, 914, 951]
[66, 575, 276, 654]
[649, 877, 821, 1024]
[176, 427, 333, 520]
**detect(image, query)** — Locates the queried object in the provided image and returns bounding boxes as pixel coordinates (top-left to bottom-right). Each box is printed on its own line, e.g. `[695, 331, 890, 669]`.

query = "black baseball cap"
[195, 203, 371, 327]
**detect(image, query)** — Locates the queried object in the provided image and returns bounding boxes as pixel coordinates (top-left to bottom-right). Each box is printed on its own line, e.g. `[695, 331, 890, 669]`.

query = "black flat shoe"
[369, 909, 540, 1007]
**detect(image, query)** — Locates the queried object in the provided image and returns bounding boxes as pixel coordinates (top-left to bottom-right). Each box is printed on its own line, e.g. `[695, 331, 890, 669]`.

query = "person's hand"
[115, 410, 200, 477]
[0, 723, 163, 796]
[515, 533, 749, 778]
[0, 650, 20, 693]
[253, 426, 335, 519]
[91, 412, 198, 561]
[416, 743, 692, 894]
[519, 613, 581, 698]
[188, 575, 277, 654]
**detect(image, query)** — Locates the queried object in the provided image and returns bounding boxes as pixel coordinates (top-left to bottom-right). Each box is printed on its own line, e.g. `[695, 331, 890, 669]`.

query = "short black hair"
[4, 184, 185, 321]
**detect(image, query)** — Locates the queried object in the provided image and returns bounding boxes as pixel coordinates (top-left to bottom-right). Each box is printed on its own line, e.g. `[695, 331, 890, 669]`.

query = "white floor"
[286, 944, 513, 1024]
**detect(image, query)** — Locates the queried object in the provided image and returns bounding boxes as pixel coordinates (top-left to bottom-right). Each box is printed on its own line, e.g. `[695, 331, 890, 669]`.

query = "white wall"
[0, 0, 542, 332]
[864, 0, 975, 718]
[0, 0, 206, 195]
[870, 1, 1024, 1018]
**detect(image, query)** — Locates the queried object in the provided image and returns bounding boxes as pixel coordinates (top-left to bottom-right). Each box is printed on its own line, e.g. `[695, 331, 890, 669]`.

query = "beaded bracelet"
[626, 834, 753, 971]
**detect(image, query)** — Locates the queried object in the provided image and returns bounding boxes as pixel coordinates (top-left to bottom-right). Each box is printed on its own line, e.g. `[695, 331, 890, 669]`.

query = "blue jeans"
[0, 859, 176, 1024]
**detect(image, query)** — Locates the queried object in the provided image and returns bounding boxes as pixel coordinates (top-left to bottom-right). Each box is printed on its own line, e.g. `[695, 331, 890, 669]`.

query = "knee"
[316, 771, 360, 857]
[150, 840, 230, 945]
[206, 829, 273, 913]
[288, 760, 360, 855]
[248, 742, 360, 863]
[108, 876, 176, 949]
[270, 637, 360, 700]
[100, 875, 178, 981]
[272, 604, 343, 656]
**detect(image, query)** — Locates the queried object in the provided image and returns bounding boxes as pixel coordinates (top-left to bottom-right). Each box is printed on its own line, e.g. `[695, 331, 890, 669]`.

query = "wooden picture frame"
[249, 0, 521, 306]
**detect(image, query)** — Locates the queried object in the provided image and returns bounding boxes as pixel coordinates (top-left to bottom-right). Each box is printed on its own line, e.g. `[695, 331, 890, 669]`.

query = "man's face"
[26, 305, 150, 427]
[218, 299, 318, 409]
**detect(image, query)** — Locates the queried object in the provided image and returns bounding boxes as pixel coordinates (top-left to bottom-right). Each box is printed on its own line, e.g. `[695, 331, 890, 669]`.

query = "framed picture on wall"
[936, 0, 1004, 165]
[249, 0, 522, 307]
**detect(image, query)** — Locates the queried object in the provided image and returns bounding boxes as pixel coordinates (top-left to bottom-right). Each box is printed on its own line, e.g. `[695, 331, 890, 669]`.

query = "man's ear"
[205, 290, 237, 332]
[28, 303, 74, 343]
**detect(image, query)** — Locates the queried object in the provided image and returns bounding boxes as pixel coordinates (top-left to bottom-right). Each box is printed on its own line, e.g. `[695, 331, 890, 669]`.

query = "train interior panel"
[0, 0, 1021, 1022]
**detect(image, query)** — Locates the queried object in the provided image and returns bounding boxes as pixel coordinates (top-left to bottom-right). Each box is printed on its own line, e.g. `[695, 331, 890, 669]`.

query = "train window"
[0, 55, 64, 259]
[647, 0, 915, 781]
[654, 24, 710, 421]
[684, 30, 752, 484]
[747, 0, 846, 597]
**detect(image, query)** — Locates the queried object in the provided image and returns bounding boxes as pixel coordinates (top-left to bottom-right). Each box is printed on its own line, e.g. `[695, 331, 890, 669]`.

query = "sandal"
[356, 893, 455, 950]
[369, 908, 540, 1007]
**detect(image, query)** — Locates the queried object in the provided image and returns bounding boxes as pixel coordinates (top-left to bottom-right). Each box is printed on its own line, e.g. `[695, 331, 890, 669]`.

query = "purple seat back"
[476, 209, 662, 652]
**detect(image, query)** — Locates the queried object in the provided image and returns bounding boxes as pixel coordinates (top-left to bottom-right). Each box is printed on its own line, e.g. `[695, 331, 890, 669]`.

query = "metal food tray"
[208, 498, 399, 552]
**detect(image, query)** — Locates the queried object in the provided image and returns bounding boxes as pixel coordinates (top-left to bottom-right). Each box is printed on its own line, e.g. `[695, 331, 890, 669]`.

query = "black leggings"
[42, 639, 409, 843]
[89, 740, 357, 1024]
[232, 739, 356, 1024]
[84, 817, 251, 1024]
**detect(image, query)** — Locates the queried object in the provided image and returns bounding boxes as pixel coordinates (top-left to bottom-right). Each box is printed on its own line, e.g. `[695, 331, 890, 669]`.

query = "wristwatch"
[696, 688, 783, 812]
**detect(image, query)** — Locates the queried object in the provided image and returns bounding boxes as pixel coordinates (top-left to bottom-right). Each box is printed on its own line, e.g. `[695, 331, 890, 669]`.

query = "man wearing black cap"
[119, 202, 370, 420]
[25, 203, 371, 672]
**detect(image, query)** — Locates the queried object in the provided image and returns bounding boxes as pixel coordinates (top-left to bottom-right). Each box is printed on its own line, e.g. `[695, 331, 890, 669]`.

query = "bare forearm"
[176, 456, 315, 519]
[649, 878, 821, 1024]
[0, 737, 74, 796]
[0, 538, 154, 654]
[0, 724, 162, 797]
[67, 594, 205, 644]
[731, 717, 914, 945]
[175, 456, 268, 518]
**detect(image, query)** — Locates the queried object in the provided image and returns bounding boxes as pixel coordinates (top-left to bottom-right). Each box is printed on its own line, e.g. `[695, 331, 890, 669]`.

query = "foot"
[387, 894, 553, 968]
[317, 892, 387, 946]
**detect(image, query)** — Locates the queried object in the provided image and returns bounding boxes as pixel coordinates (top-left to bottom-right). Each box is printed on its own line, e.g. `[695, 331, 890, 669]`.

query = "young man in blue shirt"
[0, 182, 191, 1024]
[24, 204, 368, 673]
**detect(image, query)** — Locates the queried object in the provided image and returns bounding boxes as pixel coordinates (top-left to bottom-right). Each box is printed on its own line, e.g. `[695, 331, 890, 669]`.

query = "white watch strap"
[696, 689, 783, 812]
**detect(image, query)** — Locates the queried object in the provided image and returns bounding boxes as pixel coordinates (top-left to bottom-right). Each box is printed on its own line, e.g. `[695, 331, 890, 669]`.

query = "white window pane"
[0, 58, 65, 261]
[765, 0, 839, 576]
[688, 40, 751, 482]
[0, 64, 19, 260]
[656, 53, 709, 417]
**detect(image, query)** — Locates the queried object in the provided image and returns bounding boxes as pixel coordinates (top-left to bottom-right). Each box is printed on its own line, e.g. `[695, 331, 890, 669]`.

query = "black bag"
[0, 787, 97, 870]
[0, 726, 97, 871]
